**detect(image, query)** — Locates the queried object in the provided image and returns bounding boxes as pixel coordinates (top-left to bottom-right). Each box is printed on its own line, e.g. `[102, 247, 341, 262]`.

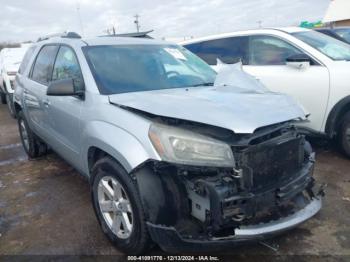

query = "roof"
[34, 30, 171, 48]
[323, 0, 350, 23]
[83, 36, 169, 46]
[273, 27, 310, 33]
[99, 30, 154, 38]
[34, 32, 172, 47]
[180, 27, 310, 45]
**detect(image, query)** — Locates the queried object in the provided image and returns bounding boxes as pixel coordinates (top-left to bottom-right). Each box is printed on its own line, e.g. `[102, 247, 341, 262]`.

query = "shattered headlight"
[149, 123, 234, 167]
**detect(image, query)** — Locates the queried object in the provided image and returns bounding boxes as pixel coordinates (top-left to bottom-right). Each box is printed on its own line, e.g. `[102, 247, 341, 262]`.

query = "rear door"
[45, 45, 85, 165]
[243, 35, 330, 132]
[24, 45, 59, 140]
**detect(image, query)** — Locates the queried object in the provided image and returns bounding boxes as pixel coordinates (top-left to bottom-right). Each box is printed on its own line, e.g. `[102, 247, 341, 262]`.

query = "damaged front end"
[134, 121, 324, 253]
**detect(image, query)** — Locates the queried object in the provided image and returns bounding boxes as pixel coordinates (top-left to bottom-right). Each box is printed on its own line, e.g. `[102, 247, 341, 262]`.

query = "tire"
[0, 91, 6, 104]
[17, 111, 47, 158]
[91, 156, 151, 255]
[6, 93, 16, 118]
[337, 111, 350, 158]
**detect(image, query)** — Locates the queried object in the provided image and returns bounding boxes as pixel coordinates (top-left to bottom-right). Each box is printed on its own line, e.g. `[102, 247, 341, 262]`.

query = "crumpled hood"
[108, 86, 306, 134]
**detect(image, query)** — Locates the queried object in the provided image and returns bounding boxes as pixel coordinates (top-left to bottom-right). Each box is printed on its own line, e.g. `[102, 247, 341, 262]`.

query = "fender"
[13, 75, 25, 112]
[134, 163, 189, 226]
[325, 95, 350, 138]
[82, 121, 160, 176]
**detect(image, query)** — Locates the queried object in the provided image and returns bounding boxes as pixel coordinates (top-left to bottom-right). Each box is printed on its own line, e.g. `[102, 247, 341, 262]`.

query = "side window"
[31, 45, 58, 85]
[18, 46, 36, 74]
[185, 37, 249, 65]
[52, 46, 84, 91]
[334, 29, 350, 43]
[249, 35, 304, 65]
[185, 43, 202, 54]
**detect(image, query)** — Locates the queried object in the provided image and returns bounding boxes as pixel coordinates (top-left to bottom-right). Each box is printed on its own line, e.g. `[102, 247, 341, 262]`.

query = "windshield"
[83, 44, 216, 94]
[292, 31, 350, 61]
[334, 28, 350, 43]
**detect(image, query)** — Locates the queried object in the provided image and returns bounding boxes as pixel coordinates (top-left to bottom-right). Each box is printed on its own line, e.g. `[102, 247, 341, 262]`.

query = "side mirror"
[286, 54, 311, 70]
[47, 79, 83, 97]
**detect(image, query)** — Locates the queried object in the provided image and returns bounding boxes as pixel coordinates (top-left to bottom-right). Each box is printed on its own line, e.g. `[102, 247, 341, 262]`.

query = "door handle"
[43, 99, 50, 107]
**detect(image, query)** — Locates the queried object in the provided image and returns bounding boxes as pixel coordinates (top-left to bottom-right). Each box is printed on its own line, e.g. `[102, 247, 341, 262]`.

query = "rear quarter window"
[30, 45, 59, 85]
[18, 46, 36, 75]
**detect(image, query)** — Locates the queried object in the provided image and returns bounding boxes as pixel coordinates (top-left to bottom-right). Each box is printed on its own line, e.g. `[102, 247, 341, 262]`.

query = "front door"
[44, 45, 85, 166]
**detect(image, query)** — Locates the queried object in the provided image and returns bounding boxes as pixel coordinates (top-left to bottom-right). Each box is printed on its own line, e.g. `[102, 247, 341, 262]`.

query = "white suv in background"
[0, 45, 30, 117]
[181, 27, 350, 157]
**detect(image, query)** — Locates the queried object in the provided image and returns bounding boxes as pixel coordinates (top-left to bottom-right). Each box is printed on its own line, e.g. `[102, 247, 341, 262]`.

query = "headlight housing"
[149, 123, 234, 167]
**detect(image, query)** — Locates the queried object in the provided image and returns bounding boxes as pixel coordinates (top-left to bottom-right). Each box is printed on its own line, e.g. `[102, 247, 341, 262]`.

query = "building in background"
[323, 0, 350, 27]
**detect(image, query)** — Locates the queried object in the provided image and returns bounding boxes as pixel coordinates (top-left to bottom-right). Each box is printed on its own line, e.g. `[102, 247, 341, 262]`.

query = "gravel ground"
[0, 104, 349, 261]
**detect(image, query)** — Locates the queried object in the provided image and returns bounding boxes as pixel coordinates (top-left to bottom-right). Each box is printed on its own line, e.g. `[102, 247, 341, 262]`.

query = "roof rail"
[37, 32, 82, 42]
[99, 30, 154, 39]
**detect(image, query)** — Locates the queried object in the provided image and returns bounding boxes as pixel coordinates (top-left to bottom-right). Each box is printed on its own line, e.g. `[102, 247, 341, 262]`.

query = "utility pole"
[106, 27, 116, 35]
[134, 14, 141, 32]
[257, 20, 262, 28]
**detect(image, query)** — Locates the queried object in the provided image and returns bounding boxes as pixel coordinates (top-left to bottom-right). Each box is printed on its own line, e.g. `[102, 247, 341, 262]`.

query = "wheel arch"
[87, 146, 130, 178]
[86, 142, 134, 181]
[325, 95, 350, 138]
[83, 121, 158, 180]
[13, 101, 22, 116]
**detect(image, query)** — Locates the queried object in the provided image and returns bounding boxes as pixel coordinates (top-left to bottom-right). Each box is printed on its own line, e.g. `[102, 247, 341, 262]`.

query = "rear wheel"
[17, 111, 47, 158]
[337, 111, 350, 158]
[0, 90, 6, 104]
[6, 93, 16, 118]
[91, 157, 151, 254]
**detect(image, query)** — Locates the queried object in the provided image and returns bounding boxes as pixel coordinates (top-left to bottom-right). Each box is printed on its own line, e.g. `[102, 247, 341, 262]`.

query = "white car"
[181, 27, 350, 157]
[0, 45, 30, 117]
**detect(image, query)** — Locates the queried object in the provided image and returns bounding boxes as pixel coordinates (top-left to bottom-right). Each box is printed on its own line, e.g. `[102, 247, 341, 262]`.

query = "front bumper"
[147, 197, 322, 253]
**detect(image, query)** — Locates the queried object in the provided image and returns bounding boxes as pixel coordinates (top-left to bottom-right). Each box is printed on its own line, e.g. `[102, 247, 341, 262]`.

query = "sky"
[0, 0, 330, 42]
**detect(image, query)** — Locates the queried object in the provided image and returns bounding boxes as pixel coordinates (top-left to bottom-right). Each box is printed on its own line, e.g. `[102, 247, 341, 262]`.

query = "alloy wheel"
[97, 176, 133, 239]
[346, 126, 350, 143]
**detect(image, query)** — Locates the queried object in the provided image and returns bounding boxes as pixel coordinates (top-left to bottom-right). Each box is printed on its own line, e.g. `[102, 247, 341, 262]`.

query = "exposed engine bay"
[186, 124, 315, 229]
[134, 120, 324, 252]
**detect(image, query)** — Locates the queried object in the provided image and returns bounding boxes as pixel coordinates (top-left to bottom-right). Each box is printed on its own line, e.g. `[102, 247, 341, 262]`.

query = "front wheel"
[91, 157, 151, 254]
[17, 111, 47, 158]
[337, 111, 350, 158]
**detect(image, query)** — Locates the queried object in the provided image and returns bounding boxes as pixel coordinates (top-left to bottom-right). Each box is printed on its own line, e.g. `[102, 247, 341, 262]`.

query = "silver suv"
[14, 33, 323, 254]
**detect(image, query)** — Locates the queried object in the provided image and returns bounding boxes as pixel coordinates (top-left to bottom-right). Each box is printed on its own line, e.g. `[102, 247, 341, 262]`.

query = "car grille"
[244, 136, 303, 191]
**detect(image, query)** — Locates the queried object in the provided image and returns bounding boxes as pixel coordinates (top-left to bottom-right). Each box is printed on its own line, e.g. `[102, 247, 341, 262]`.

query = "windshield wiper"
[188, 82, 214, 87]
